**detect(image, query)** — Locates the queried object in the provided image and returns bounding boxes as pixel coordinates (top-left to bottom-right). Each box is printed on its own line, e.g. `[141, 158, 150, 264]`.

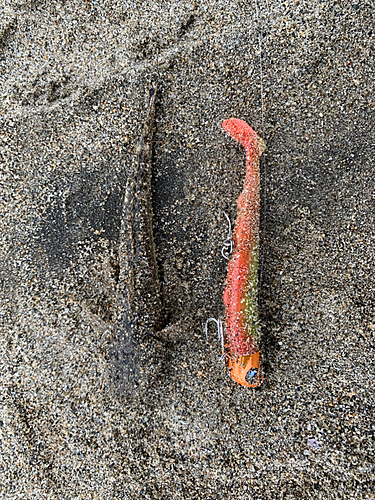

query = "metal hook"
[204, 317, 225, 350]
[219, 210, 233, 260]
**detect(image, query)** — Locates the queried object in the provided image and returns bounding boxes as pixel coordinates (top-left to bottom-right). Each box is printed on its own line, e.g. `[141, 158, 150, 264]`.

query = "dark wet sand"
[1, 1, 374, 498]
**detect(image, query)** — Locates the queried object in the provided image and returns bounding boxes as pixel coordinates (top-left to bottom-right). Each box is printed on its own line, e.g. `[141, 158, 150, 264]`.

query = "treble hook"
[204, 317, 224, 349]
[219, 210, 233, 260]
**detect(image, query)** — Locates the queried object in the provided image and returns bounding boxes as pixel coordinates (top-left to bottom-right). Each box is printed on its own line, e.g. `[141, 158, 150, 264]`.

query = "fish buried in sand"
[222, 118, 265, 388]
[109, 85, 164, 396]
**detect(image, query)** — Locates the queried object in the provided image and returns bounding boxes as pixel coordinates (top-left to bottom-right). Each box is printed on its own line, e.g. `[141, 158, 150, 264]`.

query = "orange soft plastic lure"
[222, 118, 266, 388]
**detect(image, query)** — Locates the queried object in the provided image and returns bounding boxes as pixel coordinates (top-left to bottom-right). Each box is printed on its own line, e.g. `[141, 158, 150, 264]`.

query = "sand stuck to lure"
[222, 118, 266, 388]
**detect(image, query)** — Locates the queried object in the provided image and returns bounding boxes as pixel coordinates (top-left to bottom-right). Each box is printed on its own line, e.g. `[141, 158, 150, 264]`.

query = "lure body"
[222, 118, 265, 387]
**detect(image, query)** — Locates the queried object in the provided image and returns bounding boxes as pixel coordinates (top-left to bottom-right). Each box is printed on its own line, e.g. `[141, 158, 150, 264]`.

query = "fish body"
[222, 118, 265, 387]
[110, 86, 164, 395]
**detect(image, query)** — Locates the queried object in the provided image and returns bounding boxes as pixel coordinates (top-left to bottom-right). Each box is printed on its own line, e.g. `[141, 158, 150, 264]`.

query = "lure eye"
[245, 368, 259, 384]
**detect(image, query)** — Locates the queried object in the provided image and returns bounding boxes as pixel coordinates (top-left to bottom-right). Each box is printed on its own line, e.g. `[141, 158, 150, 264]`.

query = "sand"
[0, 1, 374, 498]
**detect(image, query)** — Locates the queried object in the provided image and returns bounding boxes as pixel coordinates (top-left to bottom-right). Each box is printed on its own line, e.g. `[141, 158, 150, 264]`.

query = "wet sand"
[1, 1, 374, 498]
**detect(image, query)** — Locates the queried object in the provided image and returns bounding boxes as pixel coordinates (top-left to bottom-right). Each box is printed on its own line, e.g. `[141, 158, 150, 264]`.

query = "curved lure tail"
[222, 118, 265, 388]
